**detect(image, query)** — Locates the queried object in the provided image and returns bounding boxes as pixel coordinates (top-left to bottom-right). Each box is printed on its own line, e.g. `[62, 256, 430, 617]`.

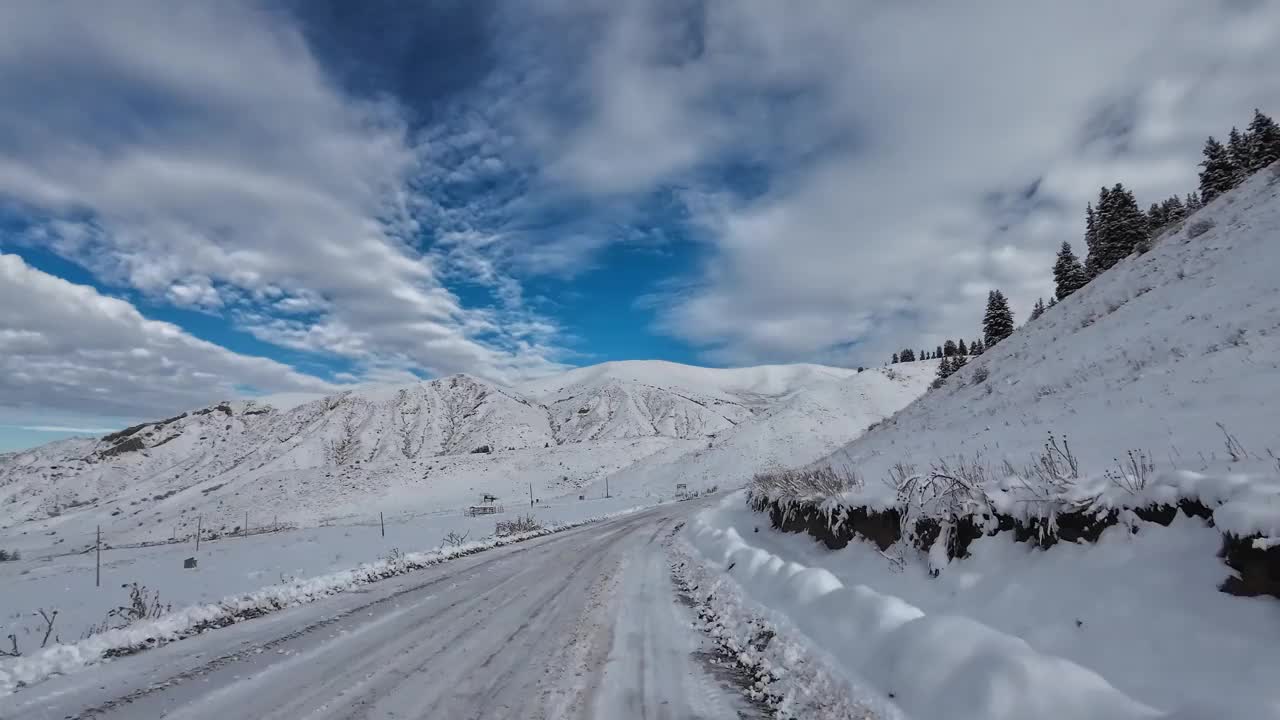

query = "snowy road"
[3, 505, 754, 720]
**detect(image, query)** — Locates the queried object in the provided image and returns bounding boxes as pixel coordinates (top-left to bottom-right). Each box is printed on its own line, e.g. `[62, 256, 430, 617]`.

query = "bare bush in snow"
[1028, 433, 1080, 491]
[0, 548, 19, 562]
[84, 584, 170, 637]
[496, 514, 543, 536]
[1105, 450, 1155, 495]
[750, 466, 860, 500]
[440, 530, 470, 549]
[972, 366, 989, 384]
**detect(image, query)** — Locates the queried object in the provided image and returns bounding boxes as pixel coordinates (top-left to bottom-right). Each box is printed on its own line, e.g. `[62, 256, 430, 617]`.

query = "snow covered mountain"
[0, 360, 931, 547]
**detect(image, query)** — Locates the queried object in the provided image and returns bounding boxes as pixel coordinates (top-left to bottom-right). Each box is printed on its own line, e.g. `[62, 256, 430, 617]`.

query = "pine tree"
[1199, 136, 1237, 203]
[957, 338, 968, 356]
[1089, 183, 1148, 274]
[1246, 108, 1280, 173]
[892, 352, 900, 364]
[1113, 184, 1150, 256]
[935, 345, 943, 359]
[901, 348, 915, 362]
[1161, 195, 1186, 225]
[1083, 202, 1099, 276]
[1147, 202, 1165, 232]
[970, 338, 984, 356]
[1048, 296, 1058, 308]
[1084, 190, 1111, 277]
[1185, 192, 1202, 213]
[943, 340, 957, 357]
[950, 353, 968, 373]
[983, 290, 1015, 347]
[1029, 297, 1047, 322]
[1227, 127, 1252, 184]
[1053, 241, 1087, 300]
[936, 356, 953, 380]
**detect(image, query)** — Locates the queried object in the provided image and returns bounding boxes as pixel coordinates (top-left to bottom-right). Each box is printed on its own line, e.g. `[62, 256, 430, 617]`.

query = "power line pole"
[529, 483, 534, 507]
[95, 525, 101, 588]
[195, 516, 202, 551]
[244, 511, 249, 537]
[605, 477, 610, 499]
[380, 512, 385, 538]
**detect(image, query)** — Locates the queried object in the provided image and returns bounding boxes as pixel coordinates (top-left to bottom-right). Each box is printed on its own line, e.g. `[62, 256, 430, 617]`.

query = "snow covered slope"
[602, 362, 937, 492]
[0, 360, 929, 552]
[821, 165, 1280, 501]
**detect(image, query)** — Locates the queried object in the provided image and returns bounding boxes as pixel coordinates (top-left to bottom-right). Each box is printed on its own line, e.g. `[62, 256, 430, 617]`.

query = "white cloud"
[0, 1, 567, 388]
[0, 254, 337, 418]
[506, 0, 1280, 365]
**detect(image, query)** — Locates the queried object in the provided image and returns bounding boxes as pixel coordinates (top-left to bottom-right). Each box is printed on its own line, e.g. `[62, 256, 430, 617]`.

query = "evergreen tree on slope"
[983, 290, 1015, 348]
[1029, 297, 1047, 322]
[1228, 127, 1252, 184]
[1053, 241, 1088, 300]
[1199, 136, 1238, 203]
[1247, 109, 1280, 173]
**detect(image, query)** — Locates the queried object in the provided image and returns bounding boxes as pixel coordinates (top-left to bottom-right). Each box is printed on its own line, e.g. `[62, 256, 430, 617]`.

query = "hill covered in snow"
[811, 164, 1280, 516]
[700, 166, 1280, 720]
[0, 360, 932, 550]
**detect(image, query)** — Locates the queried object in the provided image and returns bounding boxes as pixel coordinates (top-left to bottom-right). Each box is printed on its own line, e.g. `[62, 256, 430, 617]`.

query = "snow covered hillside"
[0, 360, 931, 554]
[694, 164, 1280, 719]
[816, 164, 1280, 515]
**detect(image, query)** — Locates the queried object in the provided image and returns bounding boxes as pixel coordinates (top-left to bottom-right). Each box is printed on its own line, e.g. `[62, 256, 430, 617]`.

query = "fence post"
[95, 525, 101, 588]
[529, 483, 534, 508]
[195, 516, 202, 551]
[245, 511, 249, 537]
[380, 512, 385, 538]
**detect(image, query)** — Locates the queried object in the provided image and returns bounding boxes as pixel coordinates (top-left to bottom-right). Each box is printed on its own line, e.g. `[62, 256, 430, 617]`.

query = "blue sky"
[2, 0, 1279, 451]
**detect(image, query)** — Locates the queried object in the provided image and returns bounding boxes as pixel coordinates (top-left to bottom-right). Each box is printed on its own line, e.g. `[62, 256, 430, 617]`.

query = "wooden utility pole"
[195, 516, 202, 551]
[95, 525, 101, 588]
[380, 512, 385, 538]
[605, 477, 610, 499]
[529, 483, 534, 507]
[244, 511, 249, 537]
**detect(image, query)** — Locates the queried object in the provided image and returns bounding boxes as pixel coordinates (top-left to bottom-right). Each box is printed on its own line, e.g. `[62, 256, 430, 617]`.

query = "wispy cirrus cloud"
[0, 0, 570, 405]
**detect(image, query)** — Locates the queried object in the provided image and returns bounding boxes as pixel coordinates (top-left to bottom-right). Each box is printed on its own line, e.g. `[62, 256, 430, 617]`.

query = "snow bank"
[0, 506, 642, 696]
[688, 501, 1164, 720]
[693, 494, 1280, 718]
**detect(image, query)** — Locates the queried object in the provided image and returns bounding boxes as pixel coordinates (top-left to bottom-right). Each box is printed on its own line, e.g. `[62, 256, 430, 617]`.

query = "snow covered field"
[0, 496, 643, 665]
[2, 503, 758, 719]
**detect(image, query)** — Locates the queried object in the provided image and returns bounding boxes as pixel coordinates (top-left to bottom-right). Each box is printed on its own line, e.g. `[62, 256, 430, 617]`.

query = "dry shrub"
[750, 466, 861, 500]
[496, 514, 543, 537]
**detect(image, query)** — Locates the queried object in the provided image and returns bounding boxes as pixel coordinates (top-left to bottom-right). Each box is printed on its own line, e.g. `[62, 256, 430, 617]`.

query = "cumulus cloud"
[0, 0, 567, 389]
[501, 0, 1280, 365]
[0, 254, 338, 418]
